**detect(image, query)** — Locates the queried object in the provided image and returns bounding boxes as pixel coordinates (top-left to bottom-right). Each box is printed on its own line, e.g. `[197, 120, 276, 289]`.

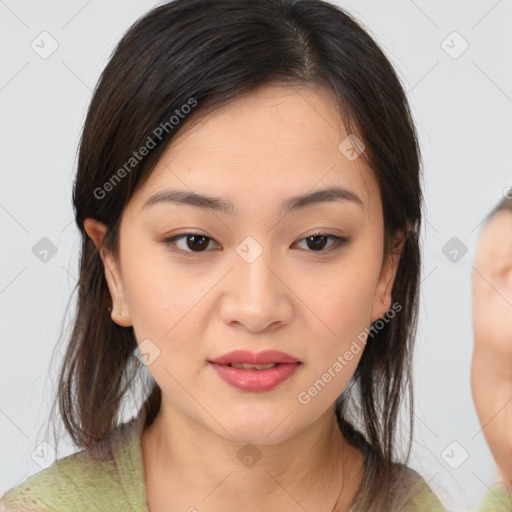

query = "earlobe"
[83, 218, 133, 327]
[102, 260, 133, 327]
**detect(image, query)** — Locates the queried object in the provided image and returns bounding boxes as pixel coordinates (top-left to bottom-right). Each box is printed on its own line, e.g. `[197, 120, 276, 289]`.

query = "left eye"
[294, 233, 348, 253]
[163, 232, 348, 255]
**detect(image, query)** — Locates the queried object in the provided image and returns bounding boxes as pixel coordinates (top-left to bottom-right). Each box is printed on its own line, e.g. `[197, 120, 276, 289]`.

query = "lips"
[209, 362, 301, 391]
[208, 349, 301, 366]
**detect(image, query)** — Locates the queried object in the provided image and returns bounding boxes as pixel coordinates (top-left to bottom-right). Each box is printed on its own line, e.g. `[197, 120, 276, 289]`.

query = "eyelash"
[162, 231, 349, 257]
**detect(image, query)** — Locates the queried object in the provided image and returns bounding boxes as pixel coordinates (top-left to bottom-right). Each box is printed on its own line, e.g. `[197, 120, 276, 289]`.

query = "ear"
[370, 226, 408, 323]
[83, 218, 132, 327]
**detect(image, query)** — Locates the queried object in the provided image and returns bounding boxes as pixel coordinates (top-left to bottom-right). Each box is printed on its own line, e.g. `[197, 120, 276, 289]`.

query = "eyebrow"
[141, 186, 364, 215]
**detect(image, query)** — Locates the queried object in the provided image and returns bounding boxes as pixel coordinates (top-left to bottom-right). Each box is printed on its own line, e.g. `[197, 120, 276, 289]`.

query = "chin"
[206, 415, 301, 446]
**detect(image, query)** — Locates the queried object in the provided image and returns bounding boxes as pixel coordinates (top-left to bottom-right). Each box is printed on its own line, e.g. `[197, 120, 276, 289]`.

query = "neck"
[141, 398, 363, 512]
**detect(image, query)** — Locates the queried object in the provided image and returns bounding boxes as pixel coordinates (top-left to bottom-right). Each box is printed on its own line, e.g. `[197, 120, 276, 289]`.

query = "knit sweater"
[0, 406, 479, 511]
[478, 481, 512, 511]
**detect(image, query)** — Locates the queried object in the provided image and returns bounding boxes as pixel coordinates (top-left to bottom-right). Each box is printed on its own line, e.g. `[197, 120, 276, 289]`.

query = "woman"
[0, 0, 446, 510]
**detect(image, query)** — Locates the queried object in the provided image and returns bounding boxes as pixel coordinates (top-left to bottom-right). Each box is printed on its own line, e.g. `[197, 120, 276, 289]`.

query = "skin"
[471, 208, 512, 490]
[84, 83, 405, 511]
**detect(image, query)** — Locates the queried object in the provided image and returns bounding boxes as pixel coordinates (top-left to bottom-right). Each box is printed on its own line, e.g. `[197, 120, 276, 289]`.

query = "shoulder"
[388, 463, 446, 511]
[0, 411, 147, 512]
[478, 481, 512, 511]
[0, 445, 120, 511]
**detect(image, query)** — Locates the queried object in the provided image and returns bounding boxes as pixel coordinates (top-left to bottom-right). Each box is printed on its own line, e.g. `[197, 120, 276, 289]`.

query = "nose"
[219, 242, 293, 332]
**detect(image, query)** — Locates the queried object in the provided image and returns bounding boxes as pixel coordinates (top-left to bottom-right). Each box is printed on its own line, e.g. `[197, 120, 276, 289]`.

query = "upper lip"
[209, 350, 300, 365]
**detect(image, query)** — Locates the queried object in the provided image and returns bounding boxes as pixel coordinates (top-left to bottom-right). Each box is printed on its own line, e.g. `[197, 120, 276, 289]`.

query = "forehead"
[128, 83, 377, 218]
[477, 210, 512, 259]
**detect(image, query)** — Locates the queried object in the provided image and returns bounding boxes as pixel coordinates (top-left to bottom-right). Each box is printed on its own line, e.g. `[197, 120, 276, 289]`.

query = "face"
[85, 83, 403, 444]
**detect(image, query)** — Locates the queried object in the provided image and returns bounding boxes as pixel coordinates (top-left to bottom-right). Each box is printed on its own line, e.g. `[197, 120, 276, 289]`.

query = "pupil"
[308, 235, 327, 251]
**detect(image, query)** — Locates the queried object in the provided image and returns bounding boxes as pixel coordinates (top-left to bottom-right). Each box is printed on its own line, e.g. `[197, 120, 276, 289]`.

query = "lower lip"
[208, 362, 301, 392]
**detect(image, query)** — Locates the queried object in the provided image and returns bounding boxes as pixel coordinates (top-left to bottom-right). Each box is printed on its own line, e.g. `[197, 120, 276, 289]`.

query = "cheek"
[473, 271, 512, 343]
[301, 254, 380, 333]
[294, 254, 381, 381]
[120, 246, 209, 352]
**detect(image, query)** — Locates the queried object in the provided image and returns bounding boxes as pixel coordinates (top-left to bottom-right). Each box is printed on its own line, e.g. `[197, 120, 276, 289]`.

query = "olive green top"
[478, 480, 512, 511]
[0, 406, 502, 511]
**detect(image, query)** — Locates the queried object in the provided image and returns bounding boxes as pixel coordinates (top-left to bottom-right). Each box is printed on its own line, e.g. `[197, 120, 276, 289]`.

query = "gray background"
[1, 1, 511, 511]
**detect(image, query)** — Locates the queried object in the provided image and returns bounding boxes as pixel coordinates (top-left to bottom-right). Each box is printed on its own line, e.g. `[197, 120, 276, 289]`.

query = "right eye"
[163, 233, 220, 255]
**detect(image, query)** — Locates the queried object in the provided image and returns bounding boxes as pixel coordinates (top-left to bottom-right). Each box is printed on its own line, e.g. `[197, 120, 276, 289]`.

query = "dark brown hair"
[48, 0, 423, 509]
